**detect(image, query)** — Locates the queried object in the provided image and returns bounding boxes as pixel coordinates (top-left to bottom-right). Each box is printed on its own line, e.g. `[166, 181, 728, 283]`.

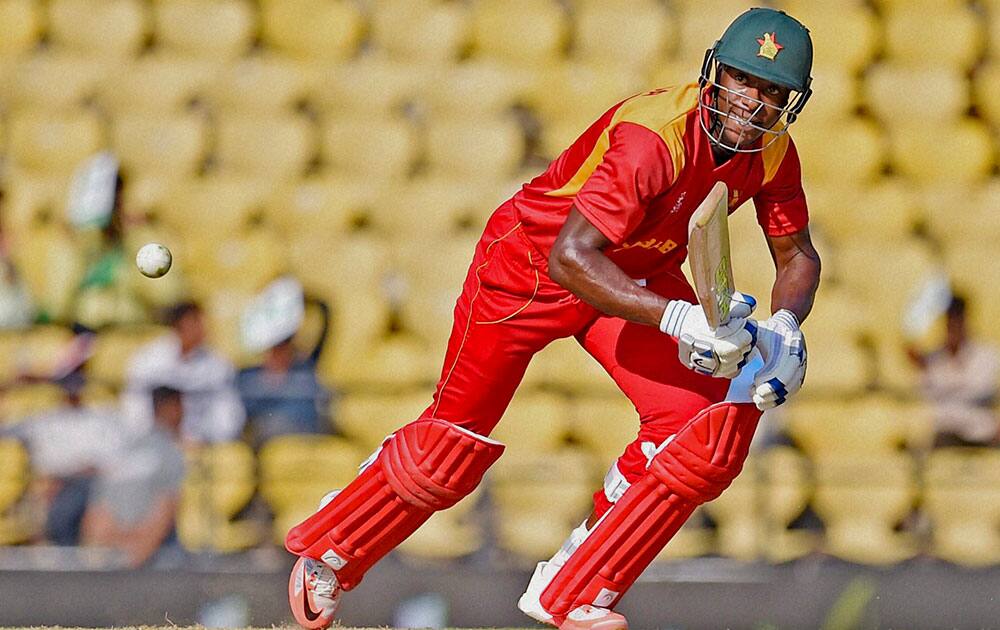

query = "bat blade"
[688, 181, 734, 331]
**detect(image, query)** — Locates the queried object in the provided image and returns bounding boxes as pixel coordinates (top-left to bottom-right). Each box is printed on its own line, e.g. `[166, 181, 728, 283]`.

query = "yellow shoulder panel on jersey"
[760, 126, 791, 187]
[545, 84, 700, 198]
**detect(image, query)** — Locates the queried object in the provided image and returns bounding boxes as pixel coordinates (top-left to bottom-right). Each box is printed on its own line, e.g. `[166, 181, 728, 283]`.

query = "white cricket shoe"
[288, 556, 341, 629]
[560, 605, 629, 630]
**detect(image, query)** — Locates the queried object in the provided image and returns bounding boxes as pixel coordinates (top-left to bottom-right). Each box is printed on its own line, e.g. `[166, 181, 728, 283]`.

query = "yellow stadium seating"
[568, 396, 639, 464]
[425, 115, 526, 181]
[421, 60, 532, 117]
[0, 0, 42, 59]
[703, 459, 762, 560]
[205, 54, 316, 113]
[672, 1, 750, 70]
[259, 434, 366, 544]
[760, 446, 817, 562]
[0, 170, 73, 233]
[833, 238, 941, 303]
[491, 390, 570, 453]
[395, 235, 476, 347]
[974, 62, 1000, 128]
[793, 117, 885, 186]
[890, 120, 993, 185]
[492, 448, 599, 559]
[335, 392, 430, 451]
[152, 0, 255, 61]
[110, 112, 207, 177]
[470, 0, 568, 66]
[528, 60, 644, 131]
[398, 487, 485, 560]
[802, 330, 873, 392]
[213, 114, 316, 181]
[801, 284, 870, 342]
[187, 226, 287, 297]
[267, 175, 377, 238]
[333, 334, 436, 389]
[0, 383, 66, 423]
[654, 507, 714, 561]
[312, 55, 429, 116]
[812, 453, 918, 564]
[47, 0, 148, 59]
[775, 2, 879, 73]
[7, 109, 104, 173]
[723, 210, 775, 306]
[866, 64, 969, 124]
[805, 180, 918, 244]
[321, 115, 418, 180]
[97, 54, 216, 114]
[793, 69, 858, 122]
[371, 0, 470, 63]
[882, 6, 983, 69]
[259, 0, 364, 62]
[530, 337, 622, 395]
[85, 325, 167, 388]
[0, 439, 30, 544]
[10, 225, 84, 323]
[572, 0, 673, 69]
[288, 230, 391, 303]
[372, 177, 488, 238]
[784, 397, 912, 457]
[178, 442, 259, 552]
[923, 448, 1000, 566]
[7, 53, 107, 111]
[157, 176, 268, 236]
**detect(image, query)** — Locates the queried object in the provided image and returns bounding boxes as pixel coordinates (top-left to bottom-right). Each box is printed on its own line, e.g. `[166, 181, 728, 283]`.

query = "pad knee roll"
[285, 418, 504, 589]
[539, 402, 761, 622]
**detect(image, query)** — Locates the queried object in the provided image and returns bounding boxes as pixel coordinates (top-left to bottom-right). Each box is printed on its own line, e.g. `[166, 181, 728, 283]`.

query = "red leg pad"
[540, 403, 761, 623]
[284, 418, 504, 590]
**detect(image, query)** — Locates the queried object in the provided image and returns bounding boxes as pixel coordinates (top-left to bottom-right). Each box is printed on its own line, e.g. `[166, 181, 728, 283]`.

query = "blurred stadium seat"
[0, 439, 29, 545]
[259, 434, 365, 544]
[312, 55, 428, 115]
[866, 65, 970, 124]
[572, 0, 673, 69]
[6, 53, 108, 111]
[372, 176, 487, 238]
[0, 0, 42, 59]
[86, 326, 167, 388]
[470, 0, 568, 66]
[785, 397, 912, 456]
[336, 392, 430, 452]
[47, 0, 149, 59]
[205, 55, 316, 113]
[812, 453, 918, 564]
[974, 61, 1000, 130]
[492, 448, 598, 559]
[0, 383, 66, 423]
[923, 448, 1000, 566]
[178, 441, 259, 552]
[882, 6, 983, 68]
[421, 60, 531, 117]
[321, 114, 418, 181]
[425, 115, 526, 181]
[213, 113, 316, 181]
[395, 234, 475, 345]
[7, 109, 104, 173]
[152, 0, 255, 61]
[760, 446, 817, 562]
[672, 1, 749, 69]
[157, 176, 267, 236]
[398, 487, 485, 560]
[97, 55, 216, 114]
[371, 0, 470, 63]
[259, 0, 364, 62]
[110, 112, 208, 177]
[267, 175, 376, 239]
[793, 117, 886, 186]
[568, 396, 638, 464]
[703, 462, 762, 560]
[775, 2, 879, 73]
[889, 120, 993, 185]
[10, 226, 84, 323]
[488, 390, 568, 454]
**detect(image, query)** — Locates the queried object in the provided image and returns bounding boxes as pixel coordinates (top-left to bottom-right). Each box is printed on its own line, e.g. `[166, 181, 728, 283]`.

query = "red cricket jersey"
[510, 83, 809, 280]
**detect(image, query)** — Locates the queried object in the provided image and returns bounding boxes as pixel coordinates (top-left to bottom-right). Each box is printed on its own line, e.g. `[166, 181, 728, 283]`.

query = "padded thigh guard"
[285, 418, 504, 590]
[539, 402, 761, 623]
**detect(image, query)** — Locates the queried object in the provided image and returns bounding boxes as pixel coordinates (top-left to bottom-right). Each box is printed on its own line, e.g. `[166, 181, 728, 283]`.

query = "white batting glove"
[749, 309, 807, 410]
[660, 292, 757, 379]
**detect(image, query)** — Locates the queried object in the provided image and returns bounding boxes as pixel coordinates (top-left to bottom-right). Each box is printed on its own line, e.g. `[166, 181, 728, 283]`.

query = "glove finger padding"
[679, 326, 754, 379]
[750, 313, 807, 410]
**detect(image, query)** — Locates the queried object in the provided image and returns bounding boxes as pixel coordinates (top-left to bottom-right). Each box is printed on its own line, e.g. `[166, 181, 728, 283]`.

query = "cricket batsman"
[286, 8, 819, 630]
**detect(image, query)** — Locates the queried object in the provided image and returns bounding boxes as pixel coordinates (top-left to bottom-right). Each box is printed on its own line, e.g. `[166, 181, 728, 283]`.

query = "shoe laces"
[307, 560, 338, 598]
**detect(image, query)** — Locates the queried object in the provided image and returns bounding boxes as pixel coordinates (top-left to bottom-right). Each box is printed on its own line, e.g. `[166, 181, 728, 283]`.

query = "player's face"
[714, 66, 791, 149]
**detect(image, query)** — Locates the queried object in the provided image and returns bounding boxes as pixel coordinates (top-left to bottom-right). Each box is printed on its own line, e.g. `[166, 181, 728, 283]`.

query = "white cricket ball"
[136, 243, 172, 278]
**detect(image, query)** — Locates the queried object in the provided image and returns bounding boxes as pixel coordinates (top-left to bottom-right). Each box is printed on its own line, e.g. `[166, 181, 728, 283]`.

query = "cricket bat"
[688, 181, 735, 331]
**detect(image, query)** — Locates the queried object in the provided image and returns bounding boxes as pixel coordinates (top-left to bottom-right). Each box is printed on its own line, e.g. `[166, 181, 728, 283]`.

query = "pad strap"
[539, 403, 761, 622]
[285, 418, 504, 589]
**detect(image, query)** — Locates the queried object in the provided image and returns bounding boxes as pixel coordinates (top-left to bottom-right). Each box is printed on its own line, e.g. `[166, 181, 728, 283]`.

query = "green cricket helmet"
[699, 7, 813, 153]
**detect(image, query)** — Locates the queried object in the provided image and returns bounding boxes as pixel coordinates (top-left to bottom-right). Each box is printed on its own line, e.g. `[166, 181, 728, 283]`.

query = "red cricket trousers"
[419, 202, 731, 516]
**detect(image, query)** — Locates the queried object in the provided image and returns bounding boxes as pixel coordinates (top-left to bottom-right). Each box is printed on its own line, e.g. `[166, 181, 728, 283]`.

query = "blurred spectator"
[0, 189, 36, 328]
[67, 153, 148, 330]
[121, 301, 246, 444]
[238, 278, 334, 447]
[906, 295, 1000, 447]
[9, 365, 122, 545]
[82, 386, 186, 568]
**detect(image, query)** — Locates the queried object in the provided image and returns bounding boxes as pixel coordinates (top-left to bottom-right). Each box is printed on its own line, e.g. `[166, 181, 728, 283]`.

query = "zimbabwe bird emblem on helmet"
[756, 32, 783, 60]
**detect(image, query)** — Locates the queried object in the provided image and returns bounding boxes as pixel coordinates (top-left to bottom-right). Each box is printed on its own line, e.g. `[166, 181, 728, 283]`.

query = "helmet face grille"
[697, 55, 811, 154]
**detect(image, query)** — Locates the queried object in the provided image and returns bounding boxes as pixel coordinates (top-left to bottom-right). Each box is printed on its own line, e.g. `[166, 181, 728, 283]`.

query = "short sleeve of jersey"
[573, 122, 675, 245]
[753, 138, 809, 237]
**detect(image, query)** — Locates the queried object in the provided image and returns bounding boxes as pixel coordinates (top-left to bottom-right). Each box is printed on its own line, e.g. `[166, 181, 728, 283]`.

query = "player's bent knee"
[383, 419, 505, 511]
[648, 402, 760, 504]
